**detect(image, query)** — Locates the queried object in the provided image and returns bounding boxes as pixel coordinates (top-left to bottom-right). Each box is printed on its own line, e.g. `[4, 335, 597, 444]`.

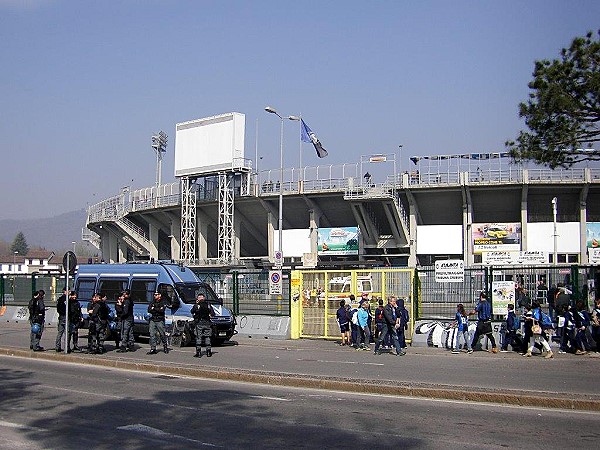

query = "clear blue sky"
[1, 0, 598, 220]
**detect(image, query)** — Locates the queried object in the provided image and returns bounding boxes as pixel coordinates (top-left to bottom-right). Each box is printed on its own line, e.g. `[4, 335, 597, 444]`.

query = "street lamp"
[552, 197, 558, 264]
[265, 106, 299, 266]
[151, 131, 168, 187]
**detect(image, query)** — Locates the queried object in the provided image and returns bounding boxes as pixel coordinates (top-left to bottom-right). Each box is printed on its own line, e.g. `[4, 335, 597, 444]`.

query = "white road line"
[297, 358, 384, 366]
[0, 420, 47, 432]
[117, 424, 220, 447]
[250, 395, 291, 401]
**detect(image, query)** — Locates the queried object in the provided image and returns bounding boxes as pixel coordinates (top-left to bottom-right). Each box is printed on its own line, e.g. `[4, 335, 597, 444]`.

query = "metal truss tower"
[218, 172, 235, 264]
[180, 176, 197, 263]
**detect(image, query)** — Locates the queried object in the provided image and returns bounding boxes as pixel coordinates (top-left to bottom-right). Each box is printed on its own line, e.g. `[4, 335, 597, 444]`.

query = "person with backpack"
[500, 304, 520, 352]
[28, 290, 46, 351]
[523, 301, 553, 358]
[452, 303, 472, 354]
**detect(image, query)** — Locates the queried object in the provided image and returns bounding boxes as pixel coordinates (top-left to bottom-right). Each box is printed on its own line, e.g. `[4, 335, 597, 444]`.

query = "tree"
[507, 30, 600, 168]
[10, 232, 29, 256]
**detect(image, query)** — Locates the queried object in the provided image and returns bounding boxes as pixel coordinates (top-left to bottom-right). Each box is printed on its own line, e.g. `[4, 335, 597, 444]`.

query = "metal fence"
[0, 273, 70, 307]
[416, 264, 600, 320]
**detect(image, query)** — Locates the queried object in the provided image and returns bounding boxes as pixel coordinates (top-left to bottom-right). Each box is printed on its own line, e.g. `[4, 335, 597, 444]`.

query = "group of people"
[336, 293, 409, 356]
[28, 289, 216, 359]
[451, 290, 600, 358]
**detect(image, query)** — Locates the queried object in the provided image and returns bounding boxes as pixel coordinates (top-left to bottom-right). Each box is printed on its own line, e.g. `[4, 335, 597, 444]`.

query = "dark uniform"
[68, 293, 82, 352]
[55, 291, 67, 351]
[147, 292, 169, 354]
[191, 295, 213, 357]
[29, 291, 46, 351]
[88, 295, 110, 354]
[116, 291, 135, 352]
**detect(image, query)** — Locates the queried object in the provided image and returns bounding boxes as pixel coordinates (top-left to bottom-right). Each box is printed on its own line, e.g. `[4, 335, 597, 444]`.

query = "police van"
[74, 262, 236, 346]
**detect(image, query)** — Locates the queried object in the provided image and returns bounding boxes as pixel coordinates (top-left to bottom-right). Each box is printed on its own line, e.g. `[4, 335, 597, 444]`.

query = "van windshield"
[175, 283, 221, 305]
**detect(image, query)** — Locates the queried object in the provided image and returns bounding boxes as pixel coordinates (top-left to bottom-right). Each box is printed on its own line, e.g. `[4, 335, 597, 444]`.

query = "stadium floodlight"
[152, 131, 168, 187]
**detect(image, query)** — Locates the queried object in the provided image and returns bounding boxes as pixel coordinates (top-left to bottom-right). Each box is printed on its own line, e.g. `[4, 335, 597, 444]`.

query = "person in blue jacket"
[469, 292, 498, 353]
[452, 303, 472, 354]
[356, 301, 371, 350]
[500, 304, 519, 352]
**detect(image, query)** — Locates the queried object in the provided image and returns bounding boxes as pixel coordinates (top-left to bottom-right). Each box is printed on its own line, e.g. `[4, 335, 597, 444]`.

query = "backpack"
[375, 307, 384, 322]
[351, 310, 359, 325]
[540, 311, 553, 329]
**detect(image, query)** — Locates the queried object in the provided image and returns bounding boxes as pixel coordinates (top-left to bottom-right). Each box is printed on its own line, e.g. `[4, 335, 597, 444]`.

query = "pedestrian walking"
[396, 297, 410, 351]
[469, 292, 498, 353]
[147, 291, 169, 355]
[356, 301, 371, 350]
[191, 293, 214, 357]
[452, 303, 472, 354]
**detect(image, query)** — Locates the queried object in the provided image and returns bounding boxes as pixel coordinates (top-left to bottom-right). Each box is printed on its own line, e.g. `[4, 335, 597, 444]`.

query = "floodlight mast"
[152, 131, 168, 187]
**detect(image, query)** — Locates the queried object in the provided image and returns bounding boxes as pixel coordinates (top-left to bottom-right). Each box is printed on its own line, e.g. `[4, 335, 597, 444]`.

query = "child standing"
[452, 304, 472, 354]
[500, 304, 519, 352]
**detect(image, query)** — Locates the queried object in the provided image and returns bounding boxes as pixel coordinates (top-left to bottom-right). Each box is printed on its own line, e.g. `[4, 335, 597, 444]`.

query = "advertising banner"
[317, 227, 359, 255]
[472, 223, 521, 253]
[589, 248, 600, 265]
[586, 222, 600, 248]
[491, 280, 515, 316]
[434, 260, 464, 283]
[482, 251, 547, 265]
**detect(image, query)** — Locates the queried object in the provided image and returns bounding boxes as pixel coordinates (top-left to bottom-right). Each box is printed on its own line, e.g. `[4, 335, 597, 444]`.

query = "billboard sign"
[317, 227, 359, 255]
[472, 222, 521, 253]
[174, 112, 246, 177]
[434, 259, 464, 283]
[482, 251, 547, 265]
[589, 248, 600, 265]
[491, 280, 515, 316]
[586, 222, 600, 248]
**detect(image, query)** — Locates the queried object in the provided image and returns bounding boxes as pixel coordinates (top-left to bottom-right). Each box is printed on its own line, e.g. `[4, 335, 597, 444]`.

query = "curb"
[2, 347, 600, 412]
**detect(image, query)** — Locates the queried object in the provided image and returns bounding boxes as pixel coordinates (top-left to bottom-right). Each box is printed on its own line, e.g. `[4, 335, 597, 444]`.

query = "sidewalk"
[1, 322, 599, 411]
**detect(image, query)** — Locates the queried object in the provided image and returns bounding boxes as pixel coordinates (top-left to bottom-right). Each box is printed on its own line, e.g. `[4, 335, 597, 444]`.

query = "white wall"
[274, 229, 311, 257]
[527, 222, 580, 253]
[417, 225, 463, 254]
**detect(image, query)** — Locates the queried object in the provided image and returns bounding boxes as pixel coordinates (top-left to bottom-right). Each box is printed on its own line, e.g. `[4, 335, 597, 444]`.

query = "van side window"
[98, 278, 128, 302]
[76, 278, 96, 304]
[131, 279, 157, 304]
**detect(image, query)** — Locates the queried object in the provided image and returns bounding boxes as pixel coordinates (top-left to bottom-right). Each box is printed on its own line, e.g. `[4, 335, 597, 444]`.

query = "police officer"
[86, 293, 97, 353]
[55, 288, 68, 352]
[67, 291, 83, 352]
[116, 290, 135, 352]
[29, 290, 46, 351]
[191, 293, 214, 358]
[147, 291, 169, 355]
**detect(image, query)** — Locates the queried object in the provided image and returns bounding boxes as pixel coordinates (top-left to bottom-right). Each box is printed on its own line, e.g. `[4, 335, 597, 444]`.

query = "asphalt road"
[1, 356, 600, 450]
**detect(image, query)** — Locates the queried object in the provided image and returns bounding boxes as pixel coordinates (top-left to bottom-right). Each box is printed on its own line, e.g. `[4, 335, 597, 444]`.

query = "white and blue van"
[74, 262, 236, 346]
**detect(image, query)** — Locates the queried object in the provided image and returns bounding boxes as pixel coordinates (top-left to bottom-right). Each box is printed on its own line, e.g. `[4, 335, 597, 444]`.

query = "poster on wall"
[317, 227, 359, 255]
[472, 222, 521, 253]
[586, 222, 600, 248]
[491, 280, 515, 316]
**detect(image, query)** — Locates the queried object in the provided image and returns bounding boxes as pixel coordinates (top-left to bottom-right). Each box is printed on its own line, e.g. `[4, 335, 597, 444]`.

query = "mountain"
[0, 209, 88, 251]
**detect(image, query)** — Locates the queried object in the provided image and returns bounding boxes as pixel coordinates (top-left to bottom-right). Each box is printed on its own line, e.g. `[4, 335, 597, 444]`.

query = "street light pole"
[552, 197, 558, 264]
[265, 106, 299, 266]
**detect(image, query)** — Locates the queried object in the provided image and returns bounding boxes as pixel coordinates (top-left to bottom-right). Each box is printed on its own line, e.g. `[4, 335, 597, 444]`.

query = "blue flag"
[301, 119, 328, 158]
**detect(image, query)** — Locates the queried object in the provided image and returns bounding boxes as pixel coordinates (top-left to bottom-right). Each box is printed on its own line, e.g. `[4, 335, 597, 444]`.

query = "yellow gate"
[290, 269, 414, 341]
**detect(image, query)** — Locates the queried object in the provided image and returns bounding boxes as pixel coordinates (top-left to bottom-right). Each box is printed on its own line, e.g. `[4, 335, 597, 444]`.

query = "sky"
[1, 0, 599, 220]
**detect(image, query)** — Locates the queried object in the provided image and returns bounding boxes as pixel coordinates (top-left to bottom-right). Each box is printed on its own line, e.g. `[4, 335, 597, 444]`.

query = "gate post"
[570, 265, 580, 304]
[0, 274, 4, 306]
[232, 271, 239, 316]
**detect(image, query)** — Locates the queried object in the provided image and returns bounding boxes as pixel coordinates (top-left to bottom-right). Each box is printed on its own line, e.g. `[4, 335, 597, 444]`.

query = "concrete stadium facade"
[84, 160, 600, 269]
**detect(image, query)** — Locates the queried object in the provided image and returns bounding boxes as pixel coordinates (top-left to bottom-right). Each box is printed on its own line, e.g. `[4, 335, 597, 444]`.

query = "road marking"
[250, 395, 291, 401]
[0, 420, 46, 432]
[297, 358, 384, 366]
[118, 424, 220, 447]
